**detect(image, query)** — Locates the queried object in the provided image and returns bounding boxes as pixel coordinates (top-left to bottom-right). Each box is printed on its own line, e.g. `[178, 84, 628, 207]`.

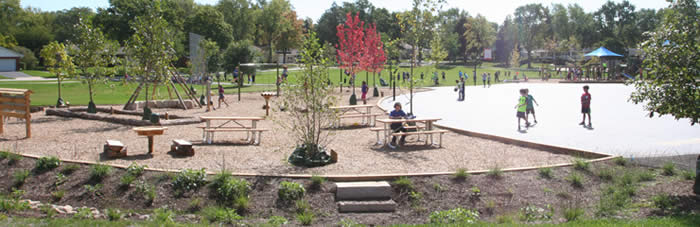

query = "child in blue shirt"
[388, 102, 407, 148]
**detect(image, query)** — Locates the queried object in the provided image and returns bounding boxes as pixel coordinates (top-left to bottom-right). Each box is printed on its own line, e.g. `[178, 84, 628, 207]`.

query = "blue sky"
[21, 0, 668, 23]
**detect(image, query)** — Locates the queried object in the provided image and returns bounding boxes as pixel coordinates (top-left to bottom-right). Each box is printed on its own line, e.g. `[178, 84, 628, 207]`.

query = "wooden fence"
[0, 88, 32, 138]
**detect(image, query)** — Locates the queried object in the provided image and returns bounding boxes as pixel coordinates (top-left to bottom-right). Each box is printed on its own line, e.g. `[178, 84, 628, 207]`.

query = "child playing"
[217, 85, 229, 109]
[515, 89, 529, 131]
[361, 81, 369, 104]
[525, 89, 539, 123]
[388, 102, 407, 149]
[580, 85, 592, 127]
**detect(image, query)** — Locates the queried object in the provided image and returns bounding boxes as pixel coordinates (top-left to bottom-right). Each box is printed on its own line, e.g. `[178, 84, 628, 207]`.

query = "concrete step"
[337, 200, 397, 213]
[335, 181, 392, 201]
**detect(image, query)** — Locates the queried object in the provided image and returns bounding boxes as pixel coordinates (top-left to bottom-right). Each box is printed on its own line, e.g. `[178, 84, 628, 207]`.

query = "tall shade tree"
[216, 0, 257, 41]
[514, 3, 549, 68]
[257, 0, 294, 63]
[396, 0, 444, 114]
[185, 5, 232, 50]
[336, 12, 365, 104]
[71, 17, 116, 113]
[125, 4, 177, 115]
[464, 14, 496, 80]
[429, 30, 448, 73]
[276, 10, 304, 64]
[40, 41, 77, 107]
[277, 31, 338, 167]
[51, 7, 94, 43]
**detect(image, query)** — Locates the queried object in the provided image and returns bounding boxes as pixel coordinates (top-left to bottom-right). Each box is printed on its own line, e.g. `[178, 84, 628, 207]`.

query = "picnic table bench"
[330, 104, 381, 127]
[199, 116, 267, 145]
[104, 140, 127, 158]
[171, 139, 195, 156]
[375, 118, 447, 148]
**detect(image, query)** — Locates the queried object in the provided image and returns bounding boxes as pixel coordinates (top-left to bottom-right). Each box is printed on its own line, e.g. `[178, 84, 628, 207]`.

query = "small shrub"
[392, 176, 413, 191]
[662, 162, 676, 176]
[0, 151, 9, 160]
[519, 204, 554, 222]
[54, 173, 67, 187]
[153, 208, 175, 224]
[135, 181, 156, 205]
[210, 170, 232, 188]
[106, 208, 121, 221]
[278, 181, 305, 202]
[6, 152, 22, 165]
[40, 204, 56, 218]
[126, 163, 147, 176]
[409, 191, 423, 207]
[216, 178, 251, 205]
[233, 196, 249, 212]
[12, 169, 30, 187]
[268, 215, 289, 226]
[563, 207, 584, 222]
[487, 166, 504, 179]
[51, 190, 65, 202]
[573, 159, 590, 171]
[60, 164, 80, 175]
[201, 206, 242, 224]
[597, 168, 614, 181]
[681, 170, 696, 180]
[120, 174, 136, 188]
[596, 185, 635, 217]
[495, 215, 514, 224]
[189, 197, 203, 212]
[652, 194, 677, 211]
[74, 207, 92, 219]
[538, 167, 553, 179]
[89, 164, 112, 182]
[295, 199, 311, 213]
[34, 156, 61, 173]
[84, 184, 103, 197]
[0, 195, 29, 212]
[338, 218, 363, 227]
[433, 183, 445, 193]
[638, 170, 656, 182]
[310, 175, 326, 189]
[296, 211, 315, 226]
[613, 156, 627, 166]
[454, 168, 469, 180]
[485, 200, 496, 213]
[429, 208, 479, 224]
[470, 186, 481, 197]
[567, 172, 584, 188]
[172, 168, 208, 192]
[618, 171, 638, 186]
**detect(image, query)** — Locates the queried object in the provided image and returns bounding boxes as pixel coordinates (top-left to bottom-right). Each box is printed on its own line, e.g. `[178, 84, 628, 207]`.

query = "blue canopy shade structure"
[584, 47, 623, 57]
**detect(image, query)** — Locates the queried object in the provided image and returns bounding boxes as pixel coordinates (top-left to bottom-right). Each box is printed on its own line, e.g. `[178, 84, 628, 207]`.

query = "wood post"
[0, 89, 32, 138]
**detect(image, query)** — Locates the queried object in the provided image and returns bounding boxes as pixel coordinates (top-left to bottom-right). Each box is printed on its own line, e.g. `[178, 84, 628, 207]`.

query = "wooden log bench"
[391, 130, 449, 148]
[203, 128, 268, 145]
[170, 139, 194, 156]
[104, 140, 127, 158]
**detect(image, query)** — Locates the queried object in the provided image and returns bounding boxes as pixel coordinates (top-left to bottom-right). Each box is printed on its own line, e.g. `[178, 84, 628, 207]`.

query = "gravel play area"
[0, 88, 578, 175]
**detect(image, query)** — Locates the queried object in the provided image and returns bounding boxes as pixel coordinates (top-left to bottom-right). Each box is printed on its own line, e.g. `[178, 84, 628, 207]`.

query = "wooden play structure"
[0, 88, 32, 138]
[123, 66, 201, 111]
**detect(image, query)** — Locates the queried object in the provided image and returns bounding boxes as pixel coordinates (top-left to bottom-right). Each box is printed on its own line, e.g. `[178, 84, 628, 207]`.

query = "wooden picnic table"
[199, 116, 266, 144]
[330, 104, 381, 127]
[374, 118, 445, 147]
[133, 127, 167, 154]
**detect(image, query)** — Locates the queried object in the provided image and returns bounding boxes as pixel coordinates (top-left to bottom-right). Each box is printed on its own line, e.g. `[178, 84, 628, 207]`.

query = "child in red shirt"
[579, 85, 592, 127]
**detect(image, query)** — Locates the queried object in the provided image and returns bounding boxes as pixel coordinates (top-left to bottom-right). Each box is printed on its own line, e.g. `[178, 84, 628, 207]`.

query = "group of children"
[514, 85, 592, 131]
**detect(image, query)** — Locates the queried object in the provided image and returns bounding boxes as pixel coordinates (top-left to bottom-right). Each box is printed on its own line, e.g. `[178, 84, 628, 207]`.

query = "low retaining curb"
[45, 108, 202, 126]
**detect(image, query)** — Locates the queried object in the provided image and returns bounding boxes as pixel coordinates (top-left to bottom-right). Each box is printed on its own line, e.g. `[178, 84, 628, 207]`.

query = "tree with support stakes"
[40, 41, 76, 108]
[125, 2, 178, 120]
[336, 12, 366, 105]
[277, 32, 338, 167]
[71, 17, 116, 114]
[361, 23, 386, 98]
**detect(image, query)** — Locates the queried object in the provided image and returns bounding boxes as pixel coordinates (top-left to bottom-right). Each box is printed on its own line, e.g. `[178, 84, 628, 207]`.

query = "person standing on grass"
[282, 65, 289, 81]
[442, 71, 446, 80]
[388, 102, 407, 149]
[473, 71, 477, 85]
[217, 85, 229, 109]
[361, 81, 369, 104]
[580, 85, 592, 127]
[482, 73, 487, 88]
[515, 89, 529, 131]
[525, 89, 539, 123]
[459, 71, 463, 80]
[251, 72, 256, 84]
[487, 73, 492, 87]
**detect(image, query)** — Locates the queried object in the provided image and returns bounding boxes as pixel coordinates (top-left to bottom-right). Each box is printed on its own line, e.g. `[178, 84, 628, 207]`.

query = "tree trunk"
[527, 50, 532, 69]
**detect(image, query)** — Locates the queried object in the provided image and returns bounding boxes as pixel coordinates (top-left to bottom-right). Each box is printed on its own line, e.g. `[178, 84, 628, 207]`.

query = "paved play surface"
[380, 83, 700, 157]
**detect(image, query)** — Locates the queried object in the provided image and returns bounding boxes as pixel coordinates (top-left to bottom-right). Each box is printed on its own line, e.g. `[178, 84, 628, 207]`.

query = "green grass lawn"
[0, 75, 12, 79]
[21, 70, 56, 78]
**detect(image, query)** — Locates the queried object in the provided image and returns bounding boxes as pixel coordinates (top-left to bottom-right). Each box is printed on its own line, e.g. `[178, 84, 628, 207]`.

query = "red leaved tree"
[362, 23, 386, 90]
[336, 12, 365, 104]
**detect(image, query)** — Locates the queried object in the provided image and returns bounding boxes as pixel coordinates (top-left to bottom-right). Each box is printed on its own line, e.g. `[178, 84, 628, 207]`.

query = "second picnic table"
[330, 104, 382, 127]
[199, 116, 267, 144]
[374, 118, 447, 147]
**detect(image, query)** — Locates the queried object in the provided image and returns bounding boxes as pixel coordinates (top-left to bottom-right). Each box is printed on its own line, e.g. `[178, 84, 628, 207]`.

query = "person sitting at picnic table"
[388, 102, 407, 149]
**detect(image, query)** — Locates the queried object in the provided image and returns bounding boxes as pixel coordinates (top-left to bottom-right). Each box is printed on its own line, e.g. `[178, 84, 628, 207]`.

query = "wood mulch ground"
[0, 87, 576, 175]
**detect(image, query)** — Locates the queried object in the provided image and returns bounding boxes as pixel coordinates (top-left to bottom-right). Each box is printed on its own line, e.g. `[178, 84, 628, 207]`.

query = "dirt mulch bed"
[0, 156, 698, 225]
[0, 87, 578, 175]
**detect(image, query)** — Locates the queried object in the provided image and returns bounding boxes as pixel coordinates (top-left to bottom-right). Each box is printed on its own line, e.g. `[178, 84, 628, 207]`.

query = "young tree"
[71, 17, 116, 113]
[278, 32, 338, 167]
[429, 30, 448, 74]
[336, 12, 366, 105]
[40, 41, 76, 107]
[361, 23, 386, 95]
[464, 14, 496, 83]
[125, 3, 177, 117]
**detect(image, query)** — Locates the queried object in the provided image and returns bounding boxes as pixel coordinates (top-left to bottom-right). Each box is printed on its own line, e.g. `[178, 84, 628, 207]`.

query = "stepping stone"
[335, 181, 391, 201]
[337, 200, 396, 213]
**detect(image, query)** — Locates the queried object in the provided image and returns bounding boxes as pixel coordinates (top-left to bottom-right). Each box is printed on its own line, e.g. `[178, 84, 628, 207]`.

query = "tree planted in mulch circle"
[276, 32, 338, 167]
